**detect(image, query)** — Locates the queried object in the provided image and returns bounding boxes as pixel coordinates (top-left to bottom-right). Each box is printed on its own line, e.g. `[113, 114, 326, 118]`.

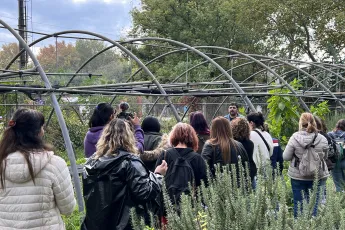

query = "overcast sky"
[0, 0, 139, 47]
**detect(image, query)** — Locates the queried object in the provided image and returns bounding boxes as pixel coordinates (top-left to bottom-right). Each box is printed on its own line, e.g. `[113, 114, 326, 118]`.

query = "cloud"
[0, 0, 135, 46]
[72, 0, 129, 4]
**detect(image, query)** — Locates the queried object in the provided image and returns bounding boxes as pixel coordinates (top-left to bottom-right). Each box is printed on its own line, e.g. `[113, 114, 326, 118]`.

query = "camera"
[117, 102, 134, 120]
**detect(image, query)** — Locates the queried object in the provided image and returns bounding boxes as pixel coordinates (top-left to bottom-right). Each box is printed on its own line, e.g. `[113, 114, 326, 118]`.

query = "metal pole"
[0, 19, 84, 212]
[18, 0, 27, 69]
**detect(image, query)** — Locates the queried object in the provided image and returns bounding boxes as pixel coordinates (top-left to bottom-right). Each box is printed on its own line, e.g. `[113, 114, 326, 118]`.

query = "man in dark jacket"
[81, 151, 166, 230]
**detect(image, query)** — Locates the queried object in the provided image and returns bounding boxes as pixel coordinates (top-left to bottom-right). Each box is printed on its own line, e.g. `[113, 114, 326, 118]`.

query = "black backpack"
[328, 132, 345, 163]
[164, 148, 195, 205]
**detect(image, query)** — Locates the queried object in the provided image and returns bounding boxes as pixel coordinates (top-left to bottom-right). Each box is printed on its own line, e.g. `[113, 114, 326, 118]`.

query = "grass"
[62, 208, 83, 230]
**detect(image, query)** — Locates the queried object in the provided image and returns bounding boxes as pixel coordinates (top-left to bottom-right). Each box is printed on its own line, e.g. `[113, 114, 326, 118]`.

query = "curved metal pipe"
[0, 19, 85, 212]
[29, 31, 181, 122]
[248, 54, 345, 110]
[123, 38, 256, 112]
[188, 45, 310, 111]
[46, 44, 118, 126]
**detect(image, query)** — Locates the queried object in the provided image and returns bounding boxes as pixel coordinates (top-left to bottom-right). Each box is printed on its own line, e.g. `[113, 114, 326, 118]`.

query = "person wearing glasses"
[224, 103, 244, 122]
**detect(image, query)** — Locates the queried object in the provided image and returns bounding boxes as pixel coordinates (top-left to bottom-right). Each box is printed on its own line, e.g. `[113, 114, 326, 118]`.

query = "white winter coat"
[0, 151, 76, 229]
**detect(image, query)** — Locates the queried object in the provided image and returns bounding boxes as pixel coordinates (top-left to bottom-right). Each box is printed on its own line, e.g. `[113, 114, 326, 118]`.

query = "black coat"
[238, 139, 256, 180]
[201, 140, 249, 179]
[81, 151, 162, 230]
[143, 132, 162, 171]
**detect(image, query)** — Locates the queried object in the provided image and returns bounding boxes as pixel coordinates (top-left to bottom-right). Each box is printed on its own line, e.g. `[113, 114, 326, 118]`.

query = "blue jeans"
[331, 159, 345, 192]
[291, 178, 326, 218]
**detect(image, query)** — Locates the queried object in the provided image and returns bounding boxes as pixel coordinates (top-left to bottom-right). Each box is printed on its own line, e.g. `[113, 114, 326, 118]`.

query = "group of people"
[81, 102, 280, 229]
[0, 103, 344, 229]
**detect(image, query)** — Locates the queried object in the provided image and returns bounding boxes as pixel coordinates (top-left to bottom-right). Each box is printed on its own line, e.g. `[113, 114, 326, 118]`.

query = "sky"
[0, 0, 140, 47]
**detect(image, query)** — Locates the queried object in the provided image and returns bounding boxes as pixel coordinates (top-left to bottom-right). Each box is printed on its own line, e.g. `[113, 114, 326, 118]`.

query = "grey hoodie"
[283, 131, 329, 180]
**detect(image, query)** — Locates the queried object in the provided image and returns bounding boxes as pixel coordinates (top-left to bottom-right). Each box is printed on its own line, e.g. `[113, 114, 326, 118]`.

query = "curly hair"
[231, 117, 250, 141]
[169, 123, 198, 152]
[95, 118, 138, 158]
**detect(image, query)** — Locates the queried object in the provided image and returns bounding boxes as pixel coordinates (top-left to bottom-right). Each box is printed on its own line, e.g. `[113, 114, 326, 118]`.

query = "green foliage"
[132, 164, 345, 230]
[310, 101, 331, 120]
[160, 117, 177, 134]
[44, 108, 88, 153]
[266, 79, 303, 144]
[238, 107, 246, 115]
[132, 0, 262, 52]
[61, 208, 82, 230]
[325, 112, 345, 132]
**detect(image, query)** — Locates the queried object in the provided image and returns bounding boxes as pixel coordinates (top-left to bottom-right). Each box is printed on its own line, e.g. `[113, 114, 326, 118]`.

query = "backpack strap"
[293, 133, 318, 167]
[198, 134, 205, 144]
[253, 129, 270, 152]
[305, 133, 318, 149]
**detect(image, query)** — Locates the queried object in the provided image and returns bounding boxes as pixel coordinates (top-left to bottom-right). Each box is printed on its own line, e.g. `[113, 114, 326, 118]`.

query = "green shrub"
[132, 164, 345, 230]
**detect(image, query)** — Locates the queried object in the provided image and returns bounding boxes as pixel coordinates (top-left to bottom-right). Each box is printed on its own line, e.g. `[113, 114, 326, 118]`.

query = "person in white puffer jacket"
[0, 108, 76, 230]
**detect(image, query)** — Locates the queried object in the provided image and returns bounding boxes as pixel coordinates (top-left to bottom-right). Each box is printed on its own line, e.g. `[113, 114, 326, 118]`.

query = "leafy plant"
[310, 101, 331, 120]
[266, 79, 303, 144]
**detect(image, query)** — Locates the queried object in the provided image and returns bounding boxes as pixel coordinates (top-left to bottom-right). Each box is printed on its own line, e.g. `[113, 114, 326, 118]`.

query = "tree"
[131, 0, 263, 52]
[0, 43, 19, 70]
[75, 40, 118, 72]
[237, 0, 345, 62]
[37, 41, 80, 72]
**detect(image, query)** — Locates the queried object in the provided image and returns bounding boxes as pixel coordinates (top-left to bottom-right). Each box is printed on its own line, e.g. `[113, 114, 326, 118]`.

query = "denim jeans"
[291, 178, 326, 218]
[331, 159, 345, 192]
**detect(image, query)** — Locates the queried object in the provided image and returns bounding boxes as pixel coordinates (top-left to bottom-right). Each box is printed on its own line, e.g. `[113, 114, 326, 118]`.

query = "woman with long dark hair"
[82, 118, 167, 230]
[202, 117, 248, 177]
[190, 111, 210, 154]
[84, 102, 144, 157]
[0, 108, 76, 229]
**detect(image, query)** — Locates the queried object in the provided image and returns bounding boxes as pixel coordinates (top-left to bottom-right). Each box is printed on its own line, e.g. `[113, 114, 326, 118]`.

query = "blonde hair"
[298, 112, 317, 133]
[95, 118, 138, 158]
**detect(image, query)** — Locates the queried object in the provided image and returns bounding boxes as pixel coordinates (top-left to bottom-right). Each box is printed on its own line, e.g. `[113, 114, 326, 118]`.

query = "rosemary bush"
[132, 164, 345, 230]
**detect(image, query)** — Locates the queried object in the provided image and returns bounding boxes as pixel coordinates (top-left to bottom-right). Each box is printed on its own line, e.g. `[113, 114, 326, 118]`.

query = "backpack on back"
[328, 132, 345, 163]
[295, 133, 325, 177]
[164, 148, 195, 205]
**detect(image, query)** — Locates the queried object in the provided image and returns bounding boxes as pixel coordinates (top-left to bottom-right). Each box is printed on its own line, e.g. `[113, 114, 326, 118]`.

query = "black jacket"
[201, 140, 249, 178]
[155, 147, 207, 187]
[81, 151, 163, 230]
[238, 139, 256, 180]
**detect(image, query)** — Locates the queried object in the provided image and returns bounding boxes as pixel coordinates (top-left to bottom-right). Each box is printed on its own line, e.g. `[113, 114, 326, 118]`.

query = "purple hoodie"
[84, 125, 144, 158]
